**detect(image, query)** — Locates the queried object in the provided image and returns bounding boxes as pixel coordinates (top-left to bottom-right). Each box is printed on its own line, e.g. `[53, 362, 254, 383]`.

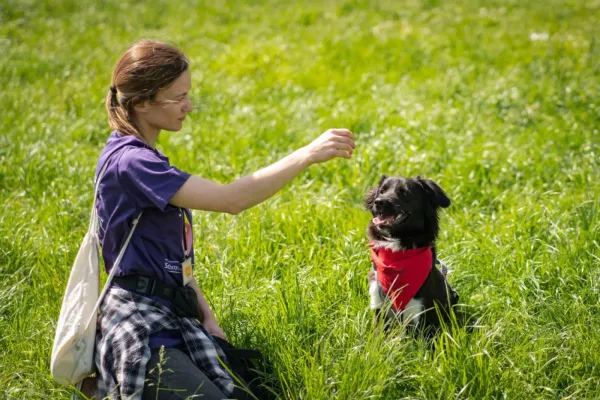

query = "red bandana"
[370, 245, 432, 312]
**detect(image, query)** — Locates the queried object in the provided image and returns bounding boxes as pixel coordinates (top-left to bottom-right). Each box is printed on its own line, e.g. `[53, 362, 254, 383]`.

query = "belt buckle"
[136, 276, 155, 295]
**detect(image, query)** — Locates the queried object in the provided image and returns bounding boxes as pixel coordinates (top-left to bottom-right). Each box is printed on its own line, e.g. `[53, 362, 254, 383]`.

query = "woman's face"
[137, 68, 193, 133]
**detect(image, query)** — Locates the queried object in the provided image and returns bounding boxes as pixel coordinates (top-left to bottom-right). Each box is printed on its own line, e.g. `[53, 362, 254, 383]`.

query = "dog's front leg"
[368, 268, 387, 333]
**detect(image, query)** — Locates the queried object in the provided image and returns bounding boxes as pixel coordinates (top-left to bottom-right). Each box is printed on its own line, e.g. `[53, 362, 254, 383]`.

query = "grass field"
[1, 0, 599, 398]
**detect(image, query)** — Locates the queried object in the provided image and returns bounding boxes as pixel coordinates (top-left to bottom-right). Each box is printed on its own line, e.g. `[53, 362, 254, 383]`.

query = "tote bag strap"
[83, 156, 143, 330]
[83, 211, 142, 329]
[88, 158, 112, 234]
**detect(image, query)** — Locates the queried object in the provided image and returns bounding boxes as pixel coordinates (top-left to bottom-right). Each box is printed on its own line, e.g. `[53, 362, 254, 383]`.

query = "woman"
[94, 39, 355, 399]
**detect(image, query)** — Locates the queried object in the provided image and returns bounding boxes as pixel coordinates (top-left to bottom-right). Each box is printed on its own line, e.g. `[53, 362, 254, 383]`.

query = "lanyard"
[181, 208, 194, 286]
[181, 208, 192, 259]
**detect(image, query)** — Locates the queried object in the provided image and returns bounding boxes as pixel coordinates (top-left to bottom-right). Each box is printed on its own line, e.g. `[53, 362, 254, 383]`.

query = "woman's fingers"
[305, 128, 356, 164]
[331, 136, 355, 148]
[328, 130, 355, 156]
[335, 149, 352, 159]
[330, 128, 355, 140]
[325, 129, 355, 159]
[332, 142, 354, 153]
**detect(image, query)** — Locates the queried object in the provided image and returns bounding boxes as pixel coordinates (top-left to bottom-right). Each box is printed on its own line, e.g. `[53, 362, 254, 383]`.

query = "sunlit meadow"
[1, 0, 599, 398]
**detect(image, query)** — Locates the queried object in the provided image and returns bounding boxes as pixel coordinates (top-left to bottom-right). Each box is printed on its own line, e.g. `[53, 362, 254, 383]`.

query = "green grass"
[1, 0, 599, 398]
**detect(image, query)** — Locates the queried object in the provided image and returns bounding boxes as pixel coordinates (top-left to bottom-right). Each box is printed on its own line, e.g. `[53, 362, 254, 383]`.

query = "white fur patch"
[400, 298, 424, 326]
[369, 270, 424, 326]
[369, 275, 386, 310]
[370, 239, 407, 252]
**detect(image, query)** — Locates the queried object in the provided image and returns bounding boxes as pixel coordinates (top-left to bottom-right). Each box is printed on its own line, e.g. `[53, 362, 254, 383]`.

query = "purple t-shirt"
[95, 132, 193, 348]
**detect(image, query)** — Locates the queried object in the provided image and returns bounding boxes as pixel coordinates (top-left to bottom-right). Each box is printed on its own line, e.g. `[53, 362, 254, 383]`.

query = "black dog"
[364, 175, 459, 337]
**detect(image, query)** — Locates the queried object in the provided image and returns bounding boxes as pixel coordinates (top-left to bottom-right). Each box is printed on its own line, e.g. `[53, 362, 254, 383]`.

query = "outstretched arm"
[169, 129, 355, 214]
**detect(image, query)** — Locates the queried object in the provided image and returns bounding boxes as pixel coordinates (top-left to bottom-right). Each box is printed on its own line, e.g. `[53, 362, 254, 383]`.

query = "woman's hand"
[302, 128, 355, 165]
[203, 317, 228, 341]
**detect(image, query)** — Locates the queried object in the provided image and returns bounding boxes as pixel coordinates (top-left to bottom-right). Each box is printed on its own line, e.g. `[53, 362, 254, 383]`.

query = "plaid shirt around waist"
[95, 287, 234, 399]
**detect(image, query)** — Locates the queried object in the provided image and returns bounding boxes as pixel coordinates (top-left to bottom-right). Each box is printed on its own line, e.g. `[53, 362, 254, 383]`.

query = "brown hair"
[106, 40, 189, 138]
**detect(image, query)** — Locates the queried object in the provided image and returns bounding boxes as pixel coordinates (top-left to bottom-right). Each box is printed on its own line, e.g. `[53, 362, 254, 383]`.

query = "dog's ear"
[364, 187, 377, 210]
[364, 174, 388, 210]
[416, 176, 451, 208]
[377, 174, 388, 186]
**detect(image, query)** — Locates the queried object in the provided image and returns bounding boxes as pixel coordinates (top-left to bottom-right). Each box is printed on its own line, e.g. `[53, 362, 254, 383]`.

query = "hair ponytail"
[105, 85, 139, 137]
[105, 40, 189, 139]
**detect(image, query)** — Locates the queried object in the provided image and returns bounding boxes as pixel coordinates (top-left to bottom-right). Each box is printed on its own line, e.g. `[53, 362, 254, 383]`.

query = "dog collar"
[370, 245, 432, 312]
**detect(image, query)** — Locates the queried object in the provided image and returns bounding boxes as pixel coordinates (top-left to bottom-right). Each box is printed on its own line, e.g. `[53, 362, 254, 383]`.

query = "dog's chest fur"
[369, 269, 424, 326]
[368, 241, 427, 326]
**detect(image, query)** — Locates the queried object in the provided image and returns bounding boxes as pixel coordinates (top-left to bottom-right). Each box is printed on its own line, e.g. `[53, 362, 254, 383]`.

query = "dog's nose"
[374, 198, 384, 208]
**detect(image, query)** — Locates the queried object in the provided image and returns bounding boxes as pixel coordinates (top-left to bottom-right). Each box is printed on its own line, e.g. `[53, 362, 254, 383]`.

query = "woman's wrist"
[296, 145, 315, 168]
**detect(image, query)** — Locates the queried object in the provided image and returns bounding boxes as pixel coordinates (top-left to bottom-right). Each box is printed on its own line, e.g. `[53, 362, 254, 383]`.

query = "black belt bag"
[113, 276, 203, 321]
[172, 285, 203, 320]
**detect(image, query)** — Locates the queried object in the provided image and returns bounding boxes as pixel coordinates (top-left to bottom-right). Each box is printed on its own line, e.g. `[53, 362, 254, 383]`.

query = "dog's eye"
[379, 185, 388, 193]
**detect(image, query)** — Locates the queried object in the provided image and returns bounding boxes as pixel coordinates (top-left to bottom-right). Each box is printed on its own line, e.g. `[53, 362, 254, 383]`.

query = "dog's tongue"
[373, 216, 395, 225]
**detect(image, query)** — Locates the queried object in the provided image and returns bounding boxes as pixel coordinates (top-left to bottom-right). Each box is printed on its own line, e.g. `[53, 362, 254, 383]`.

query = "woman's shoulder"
[117, 146, 162, 168]
[101, 131, 162, 162]
[97, 133, 154, 170]
[106, 139, 168, 176]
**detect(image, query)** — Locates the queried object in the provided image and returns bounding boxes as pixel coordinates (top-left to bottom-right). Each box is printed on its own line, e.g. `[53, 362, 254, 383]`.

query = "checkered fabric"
[95, 287, 234, 399]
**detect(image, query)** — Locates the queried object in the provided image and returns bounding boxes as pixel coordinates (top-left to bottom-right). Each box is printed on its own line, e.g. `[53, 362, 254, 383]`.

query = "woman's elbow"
[223, 200, 243, 215]
[226, 206, 242, 215]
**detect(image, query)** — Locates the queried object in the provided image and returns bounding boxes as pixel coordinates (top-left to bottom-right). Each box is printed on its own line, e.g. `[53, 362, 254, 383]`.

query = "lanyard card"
[182, 257, 193, 286]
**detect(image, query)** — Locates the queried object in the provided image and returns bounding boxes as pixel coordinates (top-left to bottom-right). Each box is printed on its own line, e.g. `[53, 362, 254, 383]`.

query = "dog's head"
[364, 175, 451, 248]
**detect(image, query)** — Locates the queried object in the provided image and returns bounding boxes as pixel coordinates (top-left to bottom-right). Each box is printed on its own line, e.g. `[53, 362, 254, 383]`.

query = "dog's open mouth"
[372, 212, 409, 226]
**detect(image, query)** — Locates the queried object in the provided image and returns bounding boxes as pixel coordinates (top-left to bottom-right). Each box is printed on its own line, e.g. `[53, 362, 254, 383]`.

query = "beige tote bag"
[51, 161, 142, 385]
